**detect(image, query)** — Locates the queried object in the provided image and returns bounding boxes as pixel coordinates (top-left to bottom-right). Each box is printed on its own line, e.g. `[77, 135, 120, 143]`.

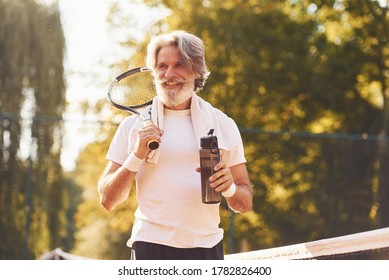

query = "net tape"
[226, 227, 389, 260]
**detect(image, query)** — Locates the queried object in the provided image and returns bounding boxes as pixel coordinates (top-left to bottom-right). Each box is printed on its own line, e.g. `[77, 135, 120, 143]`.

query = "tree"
[322, 0, 389, 229]
[0, 0, 68, 259]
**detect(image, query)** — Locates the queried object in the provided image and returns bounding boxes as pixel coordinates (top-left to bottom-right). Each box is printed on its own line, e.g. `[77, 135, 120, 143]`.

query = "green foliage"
[0, 0, 70, 259]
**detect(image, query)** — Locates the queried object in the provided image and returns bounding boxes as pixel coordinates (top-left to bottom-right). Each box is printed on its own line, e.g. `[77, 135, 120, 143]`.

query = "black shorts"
[130, 240, 224, 260]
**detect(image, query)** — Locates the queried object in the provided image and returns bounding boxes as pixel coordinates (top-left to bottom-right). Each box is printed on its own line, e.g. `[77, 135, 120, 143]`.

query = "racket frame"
[107, 66, 154, 115]
[107, 66, 159, 150]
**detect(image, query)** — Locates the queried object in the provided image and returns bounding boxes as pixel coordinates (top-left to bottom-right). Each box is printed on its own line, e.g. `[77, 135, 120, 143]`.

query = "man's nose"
[165, 66, 176, 79]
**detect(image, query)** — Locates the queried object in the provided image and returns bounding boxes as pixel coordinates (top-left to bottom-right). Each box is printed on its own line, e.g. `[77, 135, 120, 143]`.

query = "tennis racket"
[107, 66, 159, 150]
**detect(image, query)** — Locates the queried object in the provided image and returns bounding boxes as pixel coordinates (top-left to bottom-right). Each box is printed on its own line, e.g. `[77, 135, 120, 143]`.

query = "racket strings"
[109, 71, 156, 107]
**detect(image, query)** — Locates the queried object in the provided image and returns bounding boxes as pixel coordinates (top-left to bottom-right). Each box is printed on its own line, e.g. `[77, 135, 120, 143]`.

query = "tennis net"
[226, 227, 389, 260]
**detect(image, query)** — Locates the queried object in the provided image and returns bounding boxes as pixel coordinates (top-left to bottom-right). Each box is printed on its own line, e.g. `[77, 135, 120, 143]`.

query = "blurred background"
[1, 0, 389, 260]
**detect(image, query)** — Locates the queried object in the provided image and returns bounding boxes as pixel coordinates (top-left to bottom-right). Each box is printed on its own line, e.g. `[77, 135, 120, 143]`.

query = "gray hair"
[146, 30, 210, 91]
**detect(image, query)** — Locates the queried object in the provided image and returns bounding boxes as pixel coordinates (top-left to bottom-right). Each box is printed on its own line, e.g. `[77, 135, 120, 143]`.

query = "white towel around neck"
[127, 93, 242, 165]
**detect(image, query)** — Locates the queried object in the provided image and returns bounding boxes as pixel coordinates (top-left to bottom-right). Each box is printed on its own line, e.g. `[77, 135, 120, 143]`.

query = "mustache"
[154, 77, 188, 85]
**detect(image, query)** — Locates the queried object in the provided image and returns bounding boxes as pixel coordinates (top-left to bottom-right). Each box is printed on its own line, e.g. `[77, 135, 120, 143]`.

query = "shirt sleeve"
[216, 112, 246, 168]
[106, 116, 137, 165]
[220, 143, 246, 168]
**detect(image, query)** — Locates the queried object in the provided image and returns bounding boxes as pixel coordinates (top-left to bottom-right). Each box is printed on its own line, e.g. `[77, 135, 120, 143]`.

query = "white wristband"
[123, 151, 144, 172]
[222, 183, 237, 198]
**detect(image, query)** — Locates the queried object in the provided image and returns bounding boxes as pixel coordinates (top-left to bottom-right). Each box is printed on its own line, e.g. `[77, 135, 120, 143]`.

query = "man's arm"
[97, 161, 136, 211]
[98, 121, 163, 211]
[210, 162, 253, 213]
[224, 163, 253, 213]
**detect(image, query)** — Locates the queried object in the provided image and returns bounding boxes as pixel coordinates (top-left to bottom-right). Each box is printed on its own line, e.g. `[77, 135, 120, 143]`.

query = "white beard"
[156, 79, 194, 107]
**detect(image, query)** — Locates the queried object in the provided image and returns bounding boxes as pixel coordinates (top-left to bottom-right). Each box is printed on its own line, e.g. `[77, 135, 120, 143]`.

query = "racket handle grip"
[143, 119, 160, 150]
[148, 140, 160, 150]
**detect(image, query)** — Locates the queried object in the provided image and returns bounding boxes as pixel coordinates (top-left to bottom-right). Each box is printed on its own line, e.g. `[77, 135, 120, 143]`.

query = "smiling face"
[154, 45, 196, 110]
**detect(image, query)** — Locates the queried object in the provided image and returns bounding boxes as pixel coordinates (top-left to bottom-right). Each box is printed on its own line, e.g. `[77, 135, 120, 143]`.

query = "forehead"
[156, 45, 181, 64]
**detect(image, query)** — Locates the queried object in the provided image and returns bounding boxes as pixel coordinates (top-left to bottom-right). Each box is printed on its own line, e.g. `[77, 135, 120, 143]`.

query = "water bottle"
[200, 129, 221, 204]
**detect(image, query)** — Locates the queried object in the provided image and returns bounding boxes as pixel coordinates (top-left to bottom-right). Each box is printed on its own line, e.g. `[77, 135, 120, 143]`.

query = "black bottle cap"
[200, 129, 218, 149]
